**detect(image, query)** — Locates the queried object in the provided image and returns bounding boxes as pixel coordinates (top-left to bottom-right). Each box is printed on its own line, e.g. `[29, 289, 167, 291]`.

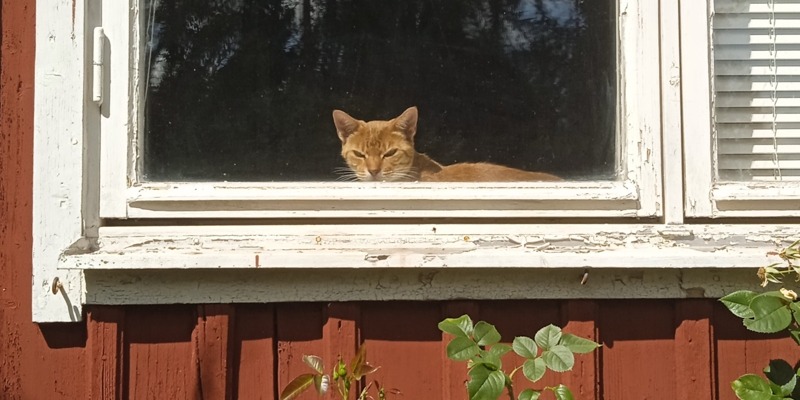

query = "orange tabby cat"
[332, 106, 561, 182]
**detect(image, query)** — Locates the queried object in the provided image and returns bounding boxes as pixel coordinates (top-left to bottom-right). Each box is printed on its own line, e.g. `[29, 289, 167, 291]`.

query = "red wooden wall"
[3, 1, 800, 399]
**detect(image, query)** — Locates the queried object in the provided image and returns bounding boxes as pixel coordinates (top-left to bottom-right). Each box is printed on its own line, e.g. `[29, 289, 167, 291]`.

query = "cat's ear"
[332, 110, 362, 144]
[394, 106, 418, 141]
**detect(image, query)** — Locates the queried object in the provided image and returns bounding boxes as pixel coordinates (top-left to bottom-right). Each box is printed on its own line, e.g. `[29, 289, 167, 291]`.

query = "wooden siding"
[8, 300, 800, 400]
[3, 0, 800, 399]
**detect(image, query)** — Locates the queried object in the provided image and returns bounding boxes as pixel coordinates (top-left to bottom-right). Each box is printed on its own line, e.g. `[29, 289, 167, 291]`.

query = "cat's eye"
[383, 149, 398, 158]
[352, 151, 366, 158]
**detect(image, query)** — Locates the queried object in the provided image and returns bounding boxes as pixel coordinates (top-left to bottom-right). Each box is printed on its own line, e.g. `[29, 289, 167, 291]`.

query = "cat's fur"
[332, 106, 561, 182]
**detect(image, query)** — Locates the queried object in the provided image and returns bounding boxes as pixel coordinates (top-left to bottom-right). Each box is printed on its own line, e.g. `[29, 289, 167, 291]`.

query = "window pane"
[142, 0, 616, 182]
[713, 0, 800, 182]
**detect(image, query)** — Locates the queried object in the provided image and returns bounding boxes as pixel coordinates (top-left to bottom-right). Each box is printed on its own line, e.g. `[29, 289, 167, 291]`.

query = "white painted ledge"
[83, 268, 764, 305]
[61, 224, 797, 270]
[122, 181, 646, 218]
[35, 223, 795, 321]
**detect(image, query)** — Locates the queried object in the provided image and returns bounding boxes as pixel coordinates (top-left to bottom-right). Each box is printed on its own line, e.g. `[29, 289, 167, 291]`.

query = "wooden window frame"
[97, 0, 662, 220]
[31, 0, 797, 323]
[682, 0, 800, 218]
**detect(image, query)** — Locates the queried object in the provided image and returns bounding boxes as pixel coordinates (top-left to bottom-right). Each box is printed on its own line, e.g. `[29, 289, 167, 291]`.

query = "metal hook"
[51, 277, 64, 295]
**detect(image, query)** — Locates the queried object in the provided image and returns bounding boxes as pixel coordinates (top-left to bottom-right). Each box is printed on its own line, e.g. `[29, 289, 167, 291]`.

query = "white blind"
[713, 0, 800, 181]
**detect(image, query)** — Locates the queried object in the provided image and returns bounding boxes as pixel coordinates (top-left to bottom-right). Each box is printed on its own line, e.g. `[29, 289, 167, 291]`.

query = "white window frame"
[682, 0, 800, 218]
[32, 0, 797, 323]
[95, 0, 662, 220]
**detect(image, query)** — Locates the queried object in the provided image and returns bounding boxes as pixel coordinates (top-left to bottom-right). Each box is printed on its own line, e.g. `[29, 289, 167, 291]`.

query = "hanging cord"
[768, 0, 782, 180]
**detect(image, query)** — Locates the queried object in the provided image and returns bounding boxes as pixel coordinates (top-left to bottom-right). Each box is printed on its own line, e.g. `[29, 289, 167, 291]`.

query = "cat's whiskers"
[333, 166, 361, 182]
[386, 167, 418, 182]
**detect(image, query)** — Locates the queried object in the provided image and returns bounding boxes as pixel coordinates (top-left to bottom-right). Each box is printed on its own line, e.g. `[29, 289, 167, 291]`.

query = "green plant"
[279, 344, 392, 400]
[720, 239, 800, 400]
[438, 314, 601, 400]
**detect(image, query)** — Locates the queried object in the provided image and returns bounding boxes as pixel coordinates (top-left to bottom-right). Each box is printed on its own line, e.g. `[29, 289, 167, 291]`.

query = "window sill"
[38, 223, 796, 322]
[62, 223, 795, 270]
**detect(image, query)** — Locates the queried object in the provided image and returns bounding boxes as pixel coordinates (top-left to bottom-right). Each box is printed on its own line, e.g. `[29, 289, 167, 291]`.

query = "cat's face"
[332, 107, 419, 182]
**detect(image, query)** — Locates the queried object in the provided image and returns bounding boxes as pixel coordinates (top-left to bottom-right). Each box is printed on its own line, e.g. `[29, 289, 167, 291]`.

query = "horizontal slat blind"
[713, 0, 800, 181]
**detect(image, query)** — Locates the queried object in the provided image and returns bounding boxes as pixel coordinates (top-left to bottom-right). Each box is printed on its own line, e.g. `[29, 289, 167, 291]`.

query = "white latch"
[92, 27, 105, 106]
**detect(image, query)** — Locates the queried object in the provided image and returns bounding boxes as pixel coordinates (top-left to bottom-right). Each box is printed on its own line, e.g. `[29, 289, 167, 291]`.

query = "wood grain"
[88, 307, 124, 400]
[1, 0, 88, 397]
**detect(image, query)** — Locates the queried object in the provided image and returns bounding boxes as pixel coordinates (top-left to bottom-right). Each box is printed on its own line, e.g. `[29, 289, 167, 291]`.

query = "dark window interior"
[142, 0, 616, 181]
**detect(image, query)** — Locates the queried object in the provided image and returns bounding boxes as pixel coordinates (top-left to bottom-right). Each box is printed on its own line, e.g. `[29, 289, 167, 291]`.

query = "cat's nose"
[368, 168, 380, 177]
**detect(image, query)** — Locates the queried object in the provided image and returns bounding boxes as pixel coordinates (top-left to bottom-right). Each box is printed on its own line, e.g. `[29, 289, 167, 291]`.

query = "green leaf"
[439, 315, 475, 338]
[763, 360, 797, 397]
[349, 345, 379, 379]
[349, 345, 368, 379]
[552, 385, 575, 400]
[731, 374, 775, 400]
[302, 355, 324, 374]
[467, 365, 506, 400]
[522, 357, 546, 383]
[743, 295, 792, 334]
[446, 337, 481, 361]
[313, 374, 330, 395]
[534, 324, 562, 350]
[474, 321, 502, 346]
[488, 343, 512, 358]
[720, 291, 759, 319]
[477, 343, 511, 370]
[559, 333, 601, 354]
[279, 373, 316, 400]
[541, 345, 575, 372]
[789, 329, 800, 346]
[473, 348, 503, 371]
[513, 336, 538, 359]
[791, 302, 800, 325]
[518, 389, 541, 400]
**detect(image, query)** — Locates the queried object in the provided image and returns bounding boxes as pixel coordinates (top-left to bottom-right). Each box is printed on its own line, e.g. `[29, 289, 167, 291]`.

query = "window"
[143, 0, 617, 182]
[34, 0, 794, 323]
[684, 0, 800, 217]
[97, 0, 661, 219]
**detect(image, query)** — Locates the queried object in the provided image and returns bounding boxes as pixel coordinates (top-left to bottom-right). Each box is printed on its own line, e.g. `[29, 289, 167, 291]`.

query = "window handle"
[92, 27, 105, 106]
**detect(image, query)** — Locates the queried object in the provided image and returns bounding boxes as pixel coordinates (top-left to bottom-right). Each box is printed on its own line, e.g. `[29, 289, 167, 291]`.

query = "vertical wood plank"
[88, 306, 125, 400]
[233, 304, 276, 400]
[361, 302, 442, 400]
[324, 303, 359, 399]
[125, 306, 196, 400]
[561, 300, 599, 400]
[599, 300, 677, 399]
[275, 303, 325, 397]
[194, 305, 235, 400]
[714, 300, 747, 400]
[441, 301, 480, 399]
[675, 300, 715, 399]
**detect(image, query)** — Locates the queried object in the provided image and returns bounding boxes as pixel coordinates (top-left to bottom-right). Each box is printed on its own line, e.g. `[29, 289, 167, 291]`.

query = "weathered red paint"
[1, 0, 89, 398]
[675, 300, 715, 399]
[600, 301, 678, 399]
[233, 305, 276, 400]
[3, 1, 800, 399]
[88, 307, 124, 399]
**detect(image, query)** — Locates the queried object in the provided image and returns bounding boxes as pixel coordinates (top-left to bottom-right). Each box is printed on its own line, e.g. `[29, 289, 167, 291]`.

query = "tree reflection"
[143, 0, 615, 181]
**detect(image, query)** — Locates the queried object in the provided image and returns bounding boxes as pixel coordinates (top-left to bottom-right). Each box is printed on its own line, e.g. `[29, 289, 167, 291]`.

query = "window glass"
[142, 0, 616, 181]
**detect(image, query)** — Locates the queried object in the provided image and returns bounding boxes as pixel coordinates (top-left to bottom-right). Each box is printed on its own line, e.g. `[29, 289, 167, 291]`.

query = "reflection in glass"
[142, 0, 616, 181]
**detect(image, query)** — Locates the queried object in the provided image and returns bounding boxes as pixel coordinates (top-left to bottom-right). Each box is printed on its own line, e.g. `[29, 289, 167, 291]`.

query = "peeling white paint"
[56, 224, 800, 272]
[32, 0, 800, 323]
